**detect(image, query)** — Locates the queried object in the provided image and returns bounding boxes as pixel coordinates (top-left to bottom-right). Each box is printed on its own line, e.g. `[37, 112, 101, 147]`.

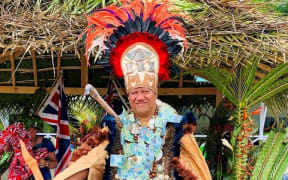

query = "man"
[53, 0, 211, 179]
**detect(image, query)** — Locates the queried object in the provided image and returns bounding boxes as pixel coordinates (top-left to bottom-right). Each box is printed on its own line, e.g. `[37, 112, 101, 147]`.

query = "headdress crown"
[83, 0, 188, 92]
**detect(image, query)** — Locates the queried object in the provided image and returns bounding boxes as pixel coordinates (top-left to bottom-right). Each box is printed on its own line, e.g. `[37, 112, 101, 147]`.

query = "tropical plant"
[0, 88, 46, 125]
[205, 100, 234, 179]
[0, 152, 13, 175]
[251, 0, 288, 15]
[0, 119, 4, 131]
[69, 98, 104, 137]
[194, 57, 288, 179]
[251, 129, 288, 180]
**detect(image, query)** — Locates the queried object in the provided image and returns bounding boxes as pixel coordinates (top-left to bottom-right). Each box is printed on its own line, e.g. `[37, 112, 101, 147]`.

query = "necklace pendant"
[133, 134, 138, 143]
[131, 123, 141, 135]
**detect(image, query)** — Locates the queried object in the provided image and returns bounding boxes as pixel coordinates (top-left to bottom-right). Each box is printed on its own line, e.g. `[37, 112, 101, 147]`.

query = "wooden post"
[32, 50, 38, 87]
[80, 54, 88, 87]
[10, 54, 16, 86]
[178, 70, 183, 99]
[216, 88, 223, 107]
[57, 52, 61, 77]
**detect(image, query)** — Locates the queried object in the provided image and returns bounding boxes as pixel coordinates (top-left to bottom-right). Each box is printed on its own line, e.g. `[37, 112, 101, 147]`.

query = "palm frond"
[230, 65, 249, 103]
[248, 77, 288, 107]
[246, 63, 288, 102]
[193, 67, 236, 104]
[264, 90, 288, 123]
[70, 98, 104, 130]
[242, 57, 260, 98]
[251, 130, 287, 180]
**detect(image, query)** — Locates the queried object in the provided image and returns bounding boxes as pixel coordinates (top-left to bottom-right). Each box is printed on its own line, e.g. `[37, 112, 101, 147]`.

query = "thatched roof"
[0, 0, 287, 90]
[0, 1, 84, 57]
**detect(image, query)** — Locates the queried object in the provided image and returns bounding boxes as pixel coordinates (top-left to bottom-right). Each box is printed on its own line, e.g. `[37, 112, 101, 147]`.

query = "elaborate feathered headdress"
[83, 0, 188, 92]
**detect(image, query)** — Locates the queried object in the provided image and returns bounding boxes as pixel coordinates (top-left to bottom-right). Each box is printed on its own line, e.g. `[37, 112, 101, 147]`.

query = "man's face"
[128, 87, 157, 117]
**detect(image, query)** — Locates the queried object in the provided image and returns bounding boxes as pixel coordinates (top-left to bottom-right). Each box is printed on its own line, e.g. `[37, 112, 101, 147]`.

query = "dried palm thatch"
[0, 0, 287, 74]
[180, 0, 288, 75]
[0, 0, 85, 58]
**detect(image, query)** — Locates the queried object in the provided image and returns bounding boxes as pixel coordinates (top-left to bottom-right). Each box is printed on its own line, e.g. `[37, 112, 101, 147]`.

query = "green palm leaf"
[270, 142, 288, 179]
[194, 67, 236, 104]
[246, 63, 288, 102]
[242, 57, 260, 98]
[274, 146, 288, 179]
[264, 90, 288, 122]
[251, 130, 287, 180]
[248, 78, 288, 107]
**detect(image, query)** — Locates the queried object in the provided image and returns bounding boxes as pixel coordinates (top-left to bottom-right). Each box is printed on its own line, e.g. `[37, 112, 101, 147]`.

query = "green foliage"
[0, 152, 13, 175]
[0, 120, 4, 131]
[44, 0, 113, 14]
[70, 99, 104, 134]
[0, 87, 46, 117]
[247, 63, 288, 106]
[194, 58, 288, 179]
[194, 67, 235, 104]
[9, 114, 44, 130]
[274, 2, 288, 14]
[265, 90, 288, 124]
[251, 129, 288, 180]
[205, 101, 234, 179]
[251, 0, 288, 15]
[172, 0, 204, 12]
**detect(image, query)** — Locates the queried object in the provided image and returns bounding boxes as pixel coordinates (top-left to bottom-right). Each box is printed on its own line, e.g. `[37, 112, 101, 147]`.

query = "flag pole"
[111, 75, 129, 110]
[35, 72, 63, 115]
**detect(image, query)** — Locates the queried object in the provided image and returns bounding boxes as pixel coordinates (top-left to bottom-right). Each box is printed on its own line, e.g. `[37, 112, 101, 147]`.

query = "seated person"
[27, 117, 58, 180]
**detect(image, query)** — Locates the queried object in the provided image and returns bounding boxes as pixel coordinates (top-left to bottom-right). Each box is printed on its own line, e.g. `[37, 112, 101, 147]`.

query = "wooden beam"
[158, 87, 217, 96]
[178, 64, 208, 80]
[0, 86, 38, 94]
[57, 52, 61, 77]
[255, 71, 265, 79]
[0, 86, 217, 96]
[90, 65, 105, 69]
[258, 63, 272, 72]
[32, 50, 38, 86]
[0, 68, 33, 72]
[10, 54, 16, 86]
[80, 55, 88, 87]
[0, 79, 56, 84]
[0, 48, 25, 63]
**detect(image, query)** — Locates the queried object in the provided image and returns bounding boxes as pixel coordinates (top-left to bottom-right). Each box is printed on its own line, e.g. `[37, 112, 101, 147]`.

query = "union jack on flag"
[38, 75, 71, 175]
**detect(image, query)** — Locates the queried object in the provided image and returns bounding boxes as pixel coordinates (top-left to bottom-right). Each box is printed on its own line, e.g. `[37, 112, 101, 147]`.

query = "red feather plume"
[83, 0, 188, 58]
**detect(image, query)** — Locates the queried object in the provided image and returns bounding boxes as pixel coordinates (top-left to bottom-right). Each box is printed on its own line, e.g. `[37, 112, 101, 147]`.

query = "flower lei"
[0, 122, 32, 179]
[0, 122, 48, 179]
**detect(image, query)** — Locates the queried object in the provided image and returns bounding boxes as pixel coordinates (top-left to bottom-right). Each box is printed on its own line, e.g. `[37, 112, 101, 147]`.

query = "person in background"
[27, 116, 58, 180]
[183, 112, 198, 134]
[1, 115, 58, 180]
